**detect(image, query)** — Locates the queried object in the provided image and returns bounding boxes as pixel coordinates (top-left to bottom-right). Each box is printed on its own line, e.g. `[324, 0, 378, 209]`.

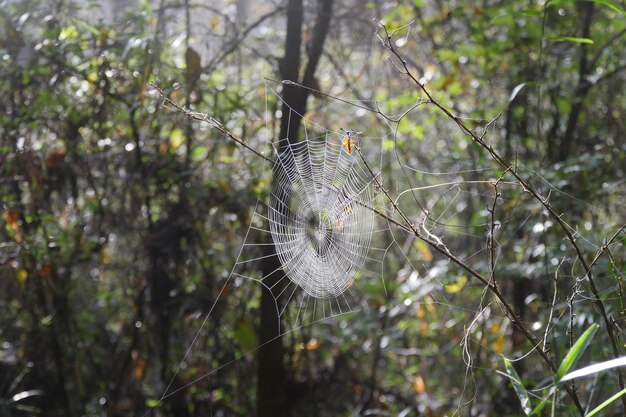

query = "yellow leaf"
[423, 296, 436, 313]
[101, 248, 110, 264]
[494, 334, 505, 354]
[16, 269, 28, 288]
[99, 28, 110, 48]
[413, 239, 433, 262]
[170, 128, 185, 149]
[413, 375, 426, 394]
[59, 25, 79, 41]
[134, 356, 146, 380]
[490, 322, 501, 334]
[306, 338, 320, 351]
[210, 16, 220, 30]
[444, 275, 467, 294]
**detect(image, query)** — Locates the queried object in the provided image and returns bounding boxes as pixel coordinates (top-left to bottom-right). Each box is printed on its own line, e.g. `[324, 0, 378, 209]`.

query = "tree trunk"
[555, 2, 594, 162]
[257, 1, 333, 416]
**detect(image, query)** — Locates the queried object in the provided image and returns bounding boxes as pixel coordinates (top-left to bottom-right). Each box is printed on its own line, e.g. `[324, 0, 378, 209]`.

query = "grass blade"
[585, 0, 626, 15]
[548, 36, 594, 44]
[561, 356, 626, 382]
[556, 323, 599, 383]
[503, 356, 532, 415]
[586, 388, 626, 417]
[530, 387, 556, 416]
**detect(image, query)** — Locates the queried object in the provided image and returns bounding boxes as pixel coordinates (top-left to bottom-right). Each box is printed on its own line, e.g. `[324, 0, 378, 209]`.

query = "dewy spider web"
[234, 87, 390, 331]
[269, 134, 376, 298]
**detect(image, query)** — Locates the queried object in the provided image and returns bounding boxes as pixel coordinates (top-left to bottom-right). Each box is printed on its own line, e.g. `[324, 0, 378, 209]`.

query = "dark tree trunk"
[555, 2, 594, 162]
[257, 1, 333, 416]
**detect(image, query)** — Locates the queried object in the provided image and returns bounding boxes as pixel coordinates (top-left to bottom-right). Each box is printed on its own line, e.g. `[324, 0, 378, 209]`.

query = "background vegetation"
[1, 0, 625, 416]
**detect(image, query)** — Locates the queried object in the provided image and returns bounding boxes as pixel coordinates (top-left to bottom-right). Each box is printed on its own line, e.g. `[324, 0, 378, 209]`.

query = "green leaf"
[561, 356, 626, 382]
[585, 0, 626, 15]
[586, 388, 626, 417]
[503, 357, 532, 415]
[170, 128, 185, 149]
[412, 123, 424, 140]
[520, 9, 543, 16]
[59, 25, 79, 41]
[12, 405, 42, 413]
[530, 387, 556, 416]
[382, 138, 395, 152]
[145, 399, 162, 408]
[71, 18, 101, 36]
[548, 36, 594, 44]
[191, 145, 209, 161]
[555, 323, 599, 382]
[234, 319, 258, 351]
[444, 275, 467, 294]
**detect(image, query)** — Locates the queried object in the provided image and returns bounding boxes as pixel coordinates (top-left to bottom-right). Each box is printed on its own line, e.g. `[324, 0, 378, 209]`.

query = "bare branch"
[149, 83, 275, 165]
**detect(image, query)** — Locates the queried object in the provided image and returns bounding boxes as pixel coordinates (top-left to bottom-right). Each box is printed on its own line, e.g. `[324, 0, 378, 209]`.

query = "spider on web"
[339, 127, 363, 155]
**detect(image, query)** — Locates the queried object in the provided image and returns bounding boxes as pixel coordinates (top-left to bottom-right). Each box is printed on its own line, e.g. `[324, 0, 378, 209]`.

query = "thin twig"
[487, 171, 508, 286]
[149, 83, 275, 165]
[543, 258, 563, 353]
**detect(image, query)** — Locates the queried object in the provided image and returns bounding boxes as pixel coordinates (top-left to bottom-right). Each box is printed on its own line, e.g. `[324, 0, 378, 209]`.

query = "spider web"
[269, 134, 374, 299]
[232, 85, 391, 332]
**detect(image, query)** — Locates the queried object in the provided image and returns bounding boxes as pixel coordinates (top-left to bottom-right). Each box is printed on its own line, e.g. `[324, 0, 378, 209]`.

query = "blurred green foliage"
[0, 0, 625, 416]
